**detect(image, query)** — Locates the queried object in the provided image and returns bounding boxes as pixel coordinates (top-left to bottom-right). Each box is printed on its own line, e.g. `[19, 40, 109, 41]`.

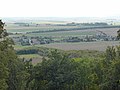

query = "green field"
[8, 26, 118, 38]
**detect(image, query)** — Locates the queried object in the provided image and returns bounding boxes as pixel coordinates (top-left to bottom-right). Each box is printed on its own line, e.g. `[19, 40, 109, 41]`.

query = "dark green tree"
[0, 20, 9, 90]
[117, 29, 120, 40]
[28, 50, 77, 90]
[0, 20, 31, 90]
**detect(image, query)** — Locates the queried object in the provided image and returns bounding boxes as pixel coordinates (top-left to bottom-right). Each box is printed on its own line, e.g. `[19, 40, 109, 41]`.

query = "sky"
[1, 0, 120, 17]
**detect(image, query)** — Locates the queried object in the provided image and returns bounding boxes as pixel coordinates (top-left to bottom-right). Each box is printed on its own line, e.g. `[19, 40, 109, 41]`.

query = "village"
[11, 30, 118, 46]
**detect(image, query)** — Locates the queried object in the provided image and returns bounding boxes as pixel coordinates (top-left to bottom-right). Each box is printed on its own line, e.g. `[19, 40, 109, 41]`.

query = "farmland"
[6, 22, 120, 52]
[4, 21, 120, 56]
[5, 23, 79, 33]
[14, 41, 120, 51]
[15, 28, 118, 37]
[40, 41, 120, 51]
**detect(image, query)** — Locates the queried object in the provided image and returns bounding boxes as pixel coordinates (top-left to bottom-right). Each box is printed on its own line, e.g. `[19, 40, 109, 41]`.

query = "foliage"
[117, 29, 120, 40]
[0, 20, 32, 90]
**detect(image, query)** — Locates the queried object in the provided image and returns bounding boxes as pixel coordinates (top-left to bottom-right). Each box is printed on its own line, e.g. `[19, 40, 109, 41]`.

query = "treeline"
[80, 22, 108, 26]
[16, 49, 38, 55]
[16, 47, 52, 57]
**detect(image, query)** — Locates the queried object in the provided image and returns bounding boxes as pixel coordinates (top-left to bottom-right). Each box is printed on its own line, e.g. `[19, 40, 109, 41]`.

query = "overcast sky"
[1, 0, 120, 17]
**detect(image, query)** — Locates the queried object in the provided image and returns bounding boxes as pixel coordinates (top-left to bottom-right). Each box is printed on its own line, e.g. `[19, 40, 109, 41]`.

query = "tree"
[105, 46, 116, 62]
[0, 20, 8, 38]
[0, 20, 30, 90]
[27, 50, 77, 90]
[117, 29, 120, 40]
[0, 20, 9, 90]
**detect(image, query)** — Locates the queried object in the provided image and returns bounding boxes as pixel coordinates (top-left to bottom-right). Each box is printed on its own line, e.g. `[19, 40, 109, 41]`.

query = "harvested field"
[97, 28, 118, 36]
[40, 41, 120, 51]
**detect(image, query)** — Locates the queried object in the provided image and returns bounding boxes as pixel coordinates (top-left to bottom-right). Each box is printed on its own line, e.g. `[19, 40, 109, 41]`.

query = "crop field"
[98, 28, 118, 36]
[39, 41, 120, 51]
[27, 28, 119, 37]
[26, 30, 96, 37]
[14, 41, 120, 51]
[5, 25, 79, 33]
[9, 28, 119, 38]
[6, 23, 119, 37]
